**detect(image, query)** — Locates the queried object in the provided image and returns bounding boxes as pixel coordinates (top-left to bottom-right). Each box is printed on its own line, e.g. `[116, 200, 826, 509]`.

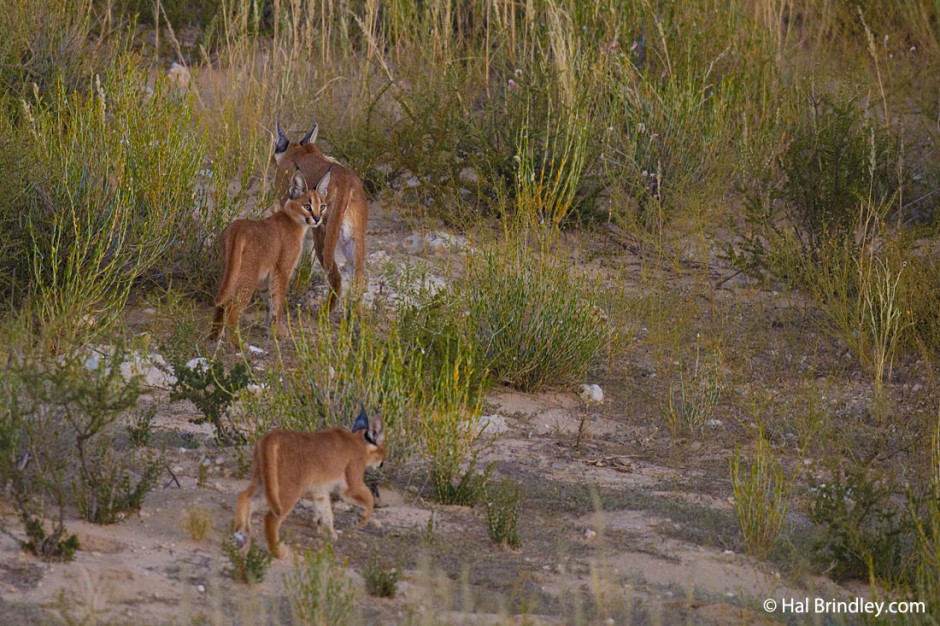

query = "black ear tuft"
[351, 404, 369, 433]
[300, 123, 318, 146]
[274, 120, 289, 154]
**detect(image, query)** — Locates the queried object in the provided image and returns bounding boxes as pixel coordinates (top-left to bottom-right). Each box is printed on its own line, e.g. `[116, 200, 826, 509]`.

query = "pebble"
[584, 529, 597, 541]
[579, 384, 604, 404]
[196, 584, 206, 594]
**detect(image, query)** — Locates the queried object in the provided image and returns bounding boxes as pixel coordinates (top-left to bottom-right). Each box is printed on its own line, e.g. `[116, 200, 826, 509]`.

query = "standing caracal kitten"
[273, 121, 368, 311]
[210, 169, 331, 347]
[233, 410, 386, 558]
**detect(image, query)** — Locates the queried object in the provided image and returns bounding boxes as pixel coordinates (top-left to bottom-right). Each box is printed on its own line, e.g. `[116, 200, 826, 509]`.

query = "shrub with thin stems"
[464, 237, 611, 393]
[286, 542, 357, 626]
[663, 344, 723, 438]
[363, 560, 401, 598]
[484, 478, 522, 548]
[222, 536, 271, 585]
[1, 338, 163, 527]
[730, 433, 789, 559]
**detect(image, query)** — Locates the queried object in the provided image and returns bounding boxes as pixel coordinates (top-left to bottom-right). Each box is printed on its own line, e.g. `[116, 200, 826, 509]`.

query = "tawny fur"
[210, 171, 330, 347]
[273, 124, 368, 312]
[233, 418, 386, 558]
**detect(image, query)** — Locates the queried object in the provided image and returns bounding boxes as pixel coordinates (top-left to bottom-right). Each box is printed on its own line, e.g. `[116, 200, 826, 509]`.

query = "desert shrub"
[419, 357, 488, 505]
[363, 560, 400, 599]
[808, 464, 913, 582]
[0, 337, 80, 561]
[730, 433, 789, 559]
[183, 507, 212, 541]
[16, 61, 210, 342]
[283, 311, 410, 433]
[398, 237, 613, 392]
[463, 238, 611, 392]
[169, 355, 253, 444]
[484, 478, 522, 548]
[222, 536, 271, 585]
[286, 542, 357, 626]
[0, 0, 104, 98]
[127, 404, 157, 447]
[663, 344, 723, 438]
[18, 512, 81, 562]
[780, 99, 902, 251]
[2, 341, 162, 526]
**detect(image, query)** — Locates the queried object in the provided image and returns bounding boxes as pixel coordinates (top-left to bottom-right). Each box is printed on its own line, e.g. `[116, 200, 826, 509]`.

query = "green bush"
[730, 434, 789, 559]
[363, 560, 401, 599]
[464, 239, 611, 392]
[222, 535, 271, 585]
[1, 340, 162, 527]
[169, 355, 253, 444]
[809, 464, 912, 581]
[484, 478, 522, 548]
[286, 542, 357, 625]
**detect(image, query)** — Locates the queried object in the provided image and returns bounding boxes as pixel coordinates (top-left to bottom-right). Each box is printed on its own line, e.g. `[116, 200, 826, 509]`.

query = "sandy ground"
[0, 201, 857, 625]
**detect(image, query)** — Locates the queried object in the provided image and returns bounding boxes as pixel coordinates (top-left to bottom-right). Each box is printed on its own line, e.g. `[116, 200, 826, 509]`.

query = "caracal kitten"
[210, 169, 331, 347]
[233, 410, 386, 558]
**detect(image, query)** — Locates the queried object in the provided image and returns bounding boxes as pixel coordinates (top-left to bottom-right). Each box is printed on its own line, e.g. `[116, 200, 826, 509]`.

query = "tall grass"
[730, 432, 789, 559]
[20, 64, 207, 344]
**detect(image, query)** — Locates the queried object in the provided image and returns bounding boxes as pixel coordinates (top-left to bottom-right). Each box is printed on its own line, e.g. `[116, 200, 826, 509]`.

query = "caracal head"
[273, 120, 323, 166]
[286, 168, 331, 228]
[351, 407, 386, 468]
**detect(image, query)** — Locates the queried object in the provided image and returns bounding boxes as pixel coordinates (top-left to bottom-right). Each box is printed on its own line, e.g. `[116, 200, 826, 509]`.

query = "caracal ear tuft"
[369, 414, 384, 446]
[288, 169, 308, 199]
[351, 405, 369, 433]
[274, 120, 289, 155]
[316, 166, 332, 198]
[300, 123, 318, 146]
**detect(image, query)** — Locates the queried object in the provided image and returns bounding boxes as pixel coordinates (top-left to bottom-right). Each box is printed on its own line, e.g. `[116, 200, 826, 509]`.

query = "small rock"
[186, 357, 209, 371]
[705, 419, 723, 429]
[196, 584, 206, 594]
[215, 457, 225, 465]
[584, 529, 597, 541]
[167, 62, 191, 90]
[248, 345, 265, 355]
[475, 414, 509, 435]
[579, 384, 604, 404]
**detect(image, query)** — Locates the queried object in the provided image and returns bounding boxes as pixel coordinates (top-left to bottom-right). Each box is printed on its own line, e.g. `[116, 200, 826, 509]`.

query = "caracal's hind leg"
[339, 228, 365, 304]
[315, 230, 343, 313]
[263, 485, 302, 559]
[225, 287, 253, 349]
[210, 305, 225, 341]
[234, 475, 262, 546]
[268, 269, 289, 339]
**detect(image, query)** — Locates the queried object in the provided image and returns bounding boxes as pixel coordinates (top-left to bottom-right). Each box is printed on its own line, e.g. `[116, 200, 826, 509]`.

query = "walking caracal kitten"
[233, 410, 386, 558]
[273, 121, 368, 312]
[210, 168, 331, 347]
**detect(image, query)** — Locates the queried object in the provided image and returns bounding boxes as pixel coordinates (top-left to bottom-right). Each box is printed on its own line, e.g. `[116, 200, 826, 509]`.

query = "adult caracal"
[233, 409, 386, 558]
[210, 169, 331, 347]
[273, 121, 368, 311]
